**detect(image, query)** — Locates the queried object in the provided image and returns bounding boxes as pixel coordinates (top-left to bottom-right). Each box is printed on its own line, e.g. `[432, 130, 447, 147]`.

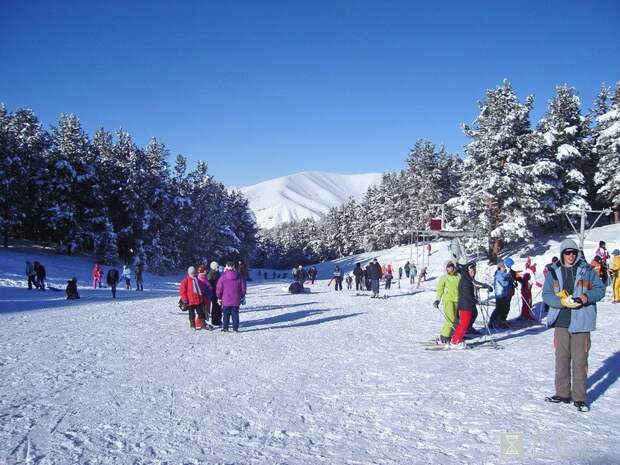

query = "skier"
[179, 266, 208, 330]
[364, 265, 371, 290]
[543, 239, 605, 412]
[26, 261, 37, 290]
[34, 261, 46, 291]
[328, 266, 344, 291]
[308, 266, 318, 284]
[367, 258, 383, 298]
[384, 264, 393, 291]
[433, 260, 461, 344]
[410, 263, 418, 286]
[516, 272, 535, 320]
[489, 262, 514, 328]
[135, 262, 144, 291]
[398, 266, 403, 280]
[416, 266, 427, 288]
[106, 268, 120, 299]
[345, 273, 353, 290]
[404, 261, 411, 278]
[65, 277, 79, 299]
[296, 266, 307, 285]
[353, 263, 364, 291]
[122, 265, 131, 290]
[92, 263, 103, 289]
[197, 265, 214, 329]
[449, 262, 491, 349]
[590, 256, 607, 287]
[595, 241, 609, 265]
[216, 261, 247, 333]
[207, 261, 222, 326]
[609, 249, 620, 303]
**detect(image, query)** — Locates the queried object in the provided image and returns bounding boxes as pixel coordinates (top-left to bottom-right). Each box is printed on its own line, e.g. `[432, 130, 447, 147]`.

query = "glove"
[178, 299, 188, 311]
[433, 300, 440, 309]
[240, 296, 246, 306]
[557, 290, 582, 309]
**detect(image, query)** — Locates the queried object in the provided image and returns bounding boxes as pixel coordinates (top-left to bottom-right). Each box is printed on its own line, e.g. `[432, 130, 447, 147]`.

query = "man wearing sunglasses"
[542, 239, 606, 412]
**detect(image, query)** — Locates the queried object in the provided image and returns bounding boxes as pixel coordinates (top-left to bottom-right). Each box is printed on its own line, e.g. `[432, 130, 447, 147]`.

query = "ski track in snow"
[2, 229, 620, 464]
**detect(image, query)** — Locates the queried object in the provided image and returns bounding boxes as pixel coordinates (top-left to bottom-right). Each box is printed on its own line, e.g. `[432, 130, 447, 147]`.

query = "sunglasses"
[563, 250, 578, 256]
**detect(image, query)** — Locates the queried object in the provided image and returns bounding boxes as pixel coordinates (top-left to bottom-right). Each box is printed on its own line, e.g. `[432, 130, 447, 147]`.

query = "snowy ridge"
[237, 171, 383, 229]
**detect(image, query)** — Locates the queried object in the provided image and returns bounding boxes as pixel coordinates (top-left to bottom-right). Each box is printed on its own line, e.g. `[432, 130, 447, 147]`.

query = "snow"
[556, 143, 581, 161]
[237, 171, 383, 229]
[542, 131, 555, 146]
[600, 121, 620, 139]
[2, 226, 620, 464]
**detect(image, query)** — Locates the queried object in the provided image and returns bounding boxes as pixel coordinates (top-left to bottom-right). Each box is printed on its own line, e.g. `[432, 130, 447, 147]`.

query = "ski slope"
[1, 226, 620, 464]
[237, 171, 383, 229]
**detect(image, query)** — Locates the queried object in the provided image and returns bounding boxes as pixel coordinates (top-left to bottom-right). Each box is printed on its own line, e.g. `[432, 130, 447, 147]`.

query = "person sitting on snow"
[66, 277, 80, 299]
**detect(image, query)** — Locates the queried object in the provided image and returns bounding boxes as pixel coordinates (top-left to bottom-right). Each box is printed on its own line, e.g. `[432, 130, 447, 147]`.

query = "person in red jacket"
[517, 272, 535, 320]
[92, 263, 103, 288]
[179, 266, 208, 330]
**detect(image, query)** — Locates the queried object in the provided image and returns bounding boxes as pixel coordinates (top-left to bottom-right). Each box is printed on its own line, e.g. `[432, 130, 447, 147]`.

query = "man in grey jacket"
[542, 239, 605, 412]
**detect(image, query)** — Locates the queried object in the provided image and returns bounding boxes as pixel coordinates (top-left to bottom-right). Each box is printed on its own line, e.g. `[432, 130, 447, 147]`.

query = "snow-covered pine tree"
[537, 84, 591, 224]
[452, 80, 546, 262]
[0, 105, 21, 248]
[593, 82, 620, 221]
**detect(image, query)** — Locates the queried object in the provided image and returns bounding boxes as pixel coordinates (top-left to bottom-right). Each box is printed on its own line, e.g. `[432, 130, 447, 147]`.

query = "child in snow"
[384, 265, 393, 290]
[196, 265, 214, 328]
[107, 268, 120, 299]
[92, 263, 103, 289]
[346, 274, 353, 290]
[122, 265, 131, 290]
[516, 272, 534, 320]
[416, 267, 427, 289]
[609, 249, 620, 303]
[65, 278, 79, 299]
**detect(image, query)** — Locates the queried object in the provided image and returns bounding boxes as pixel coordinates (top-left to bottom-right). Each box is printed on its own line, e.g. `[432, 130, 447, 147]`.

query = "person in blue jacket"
[542, 239, 605, 412]
[489, 261, 515, 328]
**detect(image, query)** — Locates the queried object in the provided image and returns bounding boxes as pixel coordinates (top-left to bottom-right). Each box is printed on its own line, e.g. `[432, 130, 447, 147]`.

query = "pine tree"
[537, 85, 591, 222]
[594, 82, 620, 221]
[452, 80, 546, 262]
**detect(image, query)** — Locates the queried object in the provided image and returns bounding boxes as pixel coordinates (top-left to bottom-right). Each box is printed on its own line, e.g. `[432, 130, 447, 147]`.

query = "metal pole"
[579, 204, 586, 253]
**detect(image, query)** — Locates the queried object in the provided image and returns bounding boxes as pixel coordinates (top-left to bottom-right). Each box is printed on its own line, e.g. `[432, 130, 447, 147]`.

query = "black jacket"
[35, 264, 46, 279]
[353, 266, 363, 278]
[107, 269, 119, 285]
[367, 262, 383, 280]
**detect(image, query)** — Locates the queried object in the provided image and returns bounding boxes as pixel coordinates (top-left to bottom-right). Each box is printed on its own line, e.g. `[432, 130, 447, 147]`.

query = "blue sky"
[1, 1, 619, 186]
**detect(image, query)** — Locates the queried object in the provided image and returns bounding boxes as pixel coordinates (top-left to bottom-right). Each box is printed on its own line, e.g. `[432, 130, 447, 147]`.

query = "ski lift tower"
[561, 205, 612, 255]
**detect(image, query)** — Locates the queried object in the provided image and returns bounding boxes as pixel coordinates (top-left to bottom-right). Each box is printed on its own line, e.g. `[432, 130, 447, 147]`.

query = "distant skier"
[135, 262, 144, 291]
[65, 277, 79, 299]
[92, 263, 103, 289]
[367, 258, 383, 298]
[353, 263, 364, 291]
[384, 264, 393, 291]
[404, 261, 411, 278]
[449, 262, 491, 349]
[26, 261, 37, 290]
[34, 261, 46, 291]
[179, 266, 208, 330]
[595, 241, 609, 265]
[516, 272, 534, 320]
[216, 261, 247, 333]
[433, 260, 460, 344]
[107, 268, 120, 299]
[590, 256, 608, 286]
[308, 266, 318, 284]
[543, 239, 605, 412]
[410, 264, 418, 286]
[490, 261, 514, 328]
[328, 266, 343, 291]
[207, 261, 222, 326]
[122, 265, 131, 290]
[296, 266, 307, 285]
[345, 273, 353, 290]
[416, 266, 428, 289]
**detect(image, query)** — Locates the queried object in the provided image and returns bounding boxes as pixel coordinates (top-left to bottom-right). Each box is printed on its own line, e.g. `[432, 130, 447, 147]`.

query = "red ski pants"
[451, 309, 473, 345]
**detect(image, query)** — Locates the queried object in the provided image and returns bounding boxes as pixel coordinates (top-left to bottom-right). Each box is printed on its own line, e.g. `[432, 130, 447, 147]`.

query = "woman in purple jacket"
[216, 262, 247, 332]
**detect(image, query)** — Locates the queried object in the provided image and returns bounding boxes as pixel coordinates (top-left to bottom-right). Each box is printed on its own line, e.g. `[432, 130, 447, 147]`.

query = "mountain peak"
[239, 171, 383, 229]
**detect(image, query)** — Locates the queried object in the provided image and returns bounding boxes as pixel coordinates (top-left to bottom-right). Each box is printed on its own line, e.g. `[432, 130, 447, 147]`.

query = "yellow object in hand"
[557, 289, 582, 309]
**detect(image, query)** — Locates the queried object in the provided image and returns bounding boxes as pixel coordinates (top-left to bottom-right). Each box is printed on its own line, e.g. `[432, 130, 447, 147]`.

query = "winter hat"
[599, 241, 606, 248]
[613, 249, 620, 256]
[210, 261, 219, 271]
[187, 266, 196, 275]
[503, 257, 514, 269]
[445, 260, 455, 269]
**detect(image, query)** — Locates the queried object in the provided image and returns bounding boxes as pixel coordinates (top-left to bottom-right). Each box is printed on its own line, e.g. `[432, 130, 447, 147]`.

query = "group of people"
[25, 261, 47, 291]
[179, 261, 246, 332]
[64, 262, 145, 300]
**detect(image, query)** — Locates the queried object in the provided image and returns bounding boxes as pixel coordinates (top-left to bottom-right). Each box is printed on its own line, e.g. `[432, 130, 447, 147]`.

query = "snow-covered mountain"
[237, 171, 383, 229]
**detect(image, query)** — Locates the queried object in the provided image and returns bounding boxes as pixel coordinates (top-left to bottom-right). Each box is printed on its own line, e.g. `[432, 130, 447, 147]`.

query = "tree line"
[254, 80, 620, 267]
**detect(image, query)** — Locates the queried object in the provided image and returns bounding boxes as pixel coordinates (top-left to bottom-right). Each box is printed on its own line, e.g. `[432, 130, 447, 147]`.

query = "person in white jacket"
[121, 265, 131, 290]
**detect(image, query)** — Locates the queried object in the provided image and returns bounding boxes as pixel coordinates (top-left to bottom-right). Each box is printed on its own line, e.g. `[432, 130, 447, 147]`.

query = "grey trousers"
[554, 327, 591, 402]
